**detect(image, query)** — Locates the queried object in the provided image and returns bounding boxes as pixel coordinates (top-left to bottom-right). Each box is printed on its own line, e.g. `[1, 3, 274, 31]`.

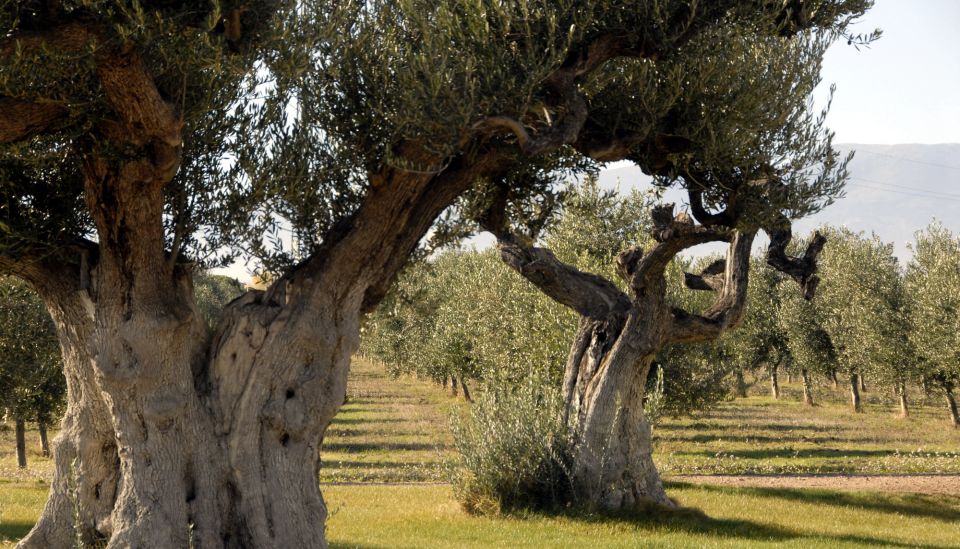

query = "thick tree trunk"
[15, 418, 26, 468]
[849, 374, 862, 413]
[770, 365, 780, 399]
[37, 419, 49, 458]
[897, 383, 909, 419]
[830, 370, 839, 390]
[451, 376, 460, 398]
[801, 368, 814, 406]
[562, 312, 673, 510]
[858, 373, 867, 393]
[946, 385, 960, 428]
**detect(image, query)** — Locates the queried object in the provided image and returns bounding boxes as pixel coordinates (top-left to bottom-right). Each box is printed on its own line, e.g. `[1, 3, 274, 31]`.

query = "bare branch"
[767, 222, 826, 300]
[0, 98, 70, 144]
[687, 188, 736, 227]
[618, 204, 731, 292]
[496, 232, 629, 319]
[683, 259, 725, 291]
[667, 231, 756, 345]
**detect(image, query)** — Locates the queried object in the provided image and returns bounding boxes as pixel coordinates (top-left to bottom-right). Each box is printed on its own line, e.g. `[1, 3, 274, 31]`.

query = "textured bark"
[770, 365, 780, 399]
[492, 210, 763, 511]
[946, 386, 959, 428]
[897, 383, 909, 419]
[858, 374, 867, 393]
[15, 418, 26, 468]
[830, 370, 839, 390]
[849, 374, 862, 413]
[37, 419, 49, 458]
[801, 368, 814, 406]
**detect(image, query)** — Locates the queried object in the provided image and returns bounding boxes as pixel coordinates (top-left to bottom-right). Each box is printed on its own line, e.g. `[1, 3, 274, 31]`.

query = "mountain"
[597, 143, 960, 260]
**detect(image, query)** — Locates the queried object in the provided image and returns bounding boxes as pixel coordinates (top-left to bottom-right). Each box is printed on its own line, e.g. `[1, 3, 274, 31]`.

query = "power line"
[846, 181, 960, 203]
[852, 149, 960, 171]
[848, 176, 960, 200]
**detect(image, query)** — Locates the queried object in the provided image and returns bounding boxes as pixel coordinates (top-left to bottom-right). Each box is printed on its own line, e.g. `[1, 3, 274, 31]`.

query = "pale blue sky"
[818, 0, 960, 144]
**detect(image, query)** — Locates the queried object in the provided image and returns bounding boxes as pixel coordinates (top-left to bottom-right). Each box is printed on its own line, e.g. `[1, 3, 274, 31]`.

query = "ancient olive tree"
[473, 29, 861, 509]
[906, 223, 960, 426]
[0, 276, 65, 466]
[1, 0, 873, 546]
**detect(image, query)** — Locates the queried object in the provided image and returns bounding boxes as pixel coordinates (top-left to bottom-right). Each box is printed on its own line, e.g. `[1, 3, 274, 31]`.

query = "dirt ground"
[671, 474, 960, 495]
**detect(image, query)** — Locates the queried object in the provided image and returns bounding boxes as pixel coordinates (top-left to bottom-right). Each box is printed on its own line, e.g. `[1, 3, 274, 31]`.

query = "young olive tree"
[906, 223, 960, 427]
[0, 276, 65, 466]
[1, 1, 873, 546]
[816, 228, 907, 413]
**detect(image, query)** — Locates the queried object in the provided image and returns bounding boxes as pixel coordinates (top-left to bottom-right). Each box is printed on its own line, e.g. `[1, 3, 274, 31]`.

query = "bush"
[448, 373, 574, 514]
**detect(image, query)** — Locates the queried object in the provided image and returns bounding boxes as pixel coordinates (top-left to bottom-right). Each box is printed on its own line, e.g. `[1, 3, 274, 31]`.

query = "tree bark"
[897, 382, 909, 419]
[451, 376, 460, 398]
[801, 368, 814, 406]
[15, 418, 27, 468]
[37, 419, 49, 458]
[945, 384, 959, 428]
[849, 373, 862, 413]
[830, 370, 839, 390]
[858, 373, 867, 393]
[770, 365, 780, 399]
[460, 377, 473, 403]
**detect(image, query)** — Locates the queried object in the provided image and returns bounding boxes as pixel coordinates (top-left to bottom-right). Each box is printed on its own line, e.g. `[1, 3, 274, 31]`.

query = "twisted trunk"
[561, 299, 671, 509]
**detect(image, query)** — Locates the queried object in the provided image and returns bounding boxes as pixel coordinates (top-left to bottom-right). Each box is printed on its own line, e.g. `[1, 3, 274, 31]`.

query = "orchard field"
[3, 358, 958, 548]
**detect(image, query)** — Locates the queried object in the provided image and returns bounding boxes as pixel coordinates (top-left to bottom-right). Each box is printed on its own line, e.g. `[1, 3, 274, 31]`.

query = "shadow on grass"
[677, 448, 897, 459]
[329, 417, 407, 425]
[0, 520, 34, 544]
[667, 481, 960, 523]
[512, 501, 939, 549]
[323, 442, 438, 453]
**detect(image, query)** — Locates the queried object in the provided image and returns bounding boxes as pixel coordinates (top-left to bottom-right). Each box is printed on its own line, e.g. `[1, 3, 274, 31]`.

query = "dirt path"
[671, 474, 960, 495]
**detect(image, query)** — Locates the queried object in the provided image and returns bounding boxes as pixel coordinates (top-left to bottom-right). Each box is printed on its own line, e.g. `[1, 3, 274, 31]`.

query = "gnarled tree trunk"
[897, 382, 909, 418]
[489, 209, 778, 511]
[944, 382, 959, 428]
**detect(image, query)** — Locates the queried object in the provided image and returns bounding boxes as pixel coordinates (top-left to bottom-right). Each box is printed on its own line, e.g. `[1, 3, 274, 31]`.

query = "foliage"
[906, 223, 960, 394]
[0, 276, 64, 425]
[193, 273, 246, 328]
[448, 372, 573, 514]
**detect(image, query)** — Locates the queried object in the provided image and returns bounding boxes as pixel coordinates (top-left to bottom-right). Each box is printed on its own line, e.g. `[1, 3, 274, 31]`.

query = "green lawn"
[3, 359, 960, 547]
[5, 481, 957, 548]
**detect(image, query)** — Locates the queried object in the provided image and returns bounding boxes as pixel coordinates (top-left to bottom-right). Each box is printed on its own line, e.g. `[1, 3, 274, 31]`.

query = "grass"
[2, 359, 960, 547]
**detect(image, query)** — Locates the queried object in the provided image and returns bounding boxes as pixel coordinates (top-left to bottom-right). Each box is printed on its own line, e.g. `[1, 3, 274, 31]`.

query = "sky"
[816, 0, 960, 144]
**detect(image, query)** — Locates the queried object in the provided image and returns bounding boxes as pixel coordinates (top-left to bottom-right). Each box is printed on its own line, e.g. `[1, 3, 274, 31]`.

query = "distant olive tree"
[0, 276, 65, 467]
[906, 223, 960, 427]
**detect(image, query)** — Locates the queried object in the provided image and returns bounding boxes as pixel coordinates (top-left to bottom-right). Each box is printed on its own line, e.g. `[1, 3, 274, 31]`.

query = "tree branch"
[667, 230, 756, 345]
[767, 222, 826, 300]
[495, 232, 629, 319]
[617, 204, 731, 293]
[0, 98, 70, 144]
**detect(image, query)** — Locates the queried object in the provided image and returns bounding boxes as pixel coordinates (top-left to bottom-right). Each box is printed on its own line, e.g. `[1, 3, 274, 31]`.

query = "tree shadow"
[0, 520, 35, 545]
[667, 481, 960, 523]
[323, 442, 438, 453]
[330, 417, 407, 425]
[677, 448, 897, 459]
[516, 502, 941, 548]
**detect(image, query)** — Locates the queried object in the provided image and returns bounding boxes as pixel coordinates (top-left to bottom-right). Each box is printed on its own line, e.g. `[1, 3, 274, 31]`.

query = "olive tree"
[1, 1, 874, 546]
[0, 276, 65, 466]
[474, 27, 860, 508]
[906, 223, 960, 426]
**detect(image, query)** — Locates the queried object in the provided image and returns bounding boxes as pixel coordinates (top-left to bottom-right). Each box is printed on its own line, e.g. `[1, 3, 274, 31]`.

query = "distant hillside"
[597, 143, 960, 260]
